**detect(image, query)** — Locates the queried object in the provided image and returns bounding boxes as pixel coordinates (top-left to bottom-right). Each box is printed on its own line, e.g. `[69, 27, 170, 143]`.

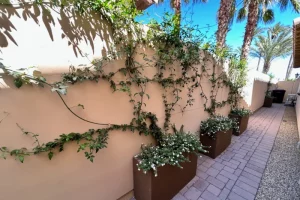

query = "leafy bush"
[230, 108, 252, 117]
[135, 128, 207, 177]
[200, 116, 238, 139]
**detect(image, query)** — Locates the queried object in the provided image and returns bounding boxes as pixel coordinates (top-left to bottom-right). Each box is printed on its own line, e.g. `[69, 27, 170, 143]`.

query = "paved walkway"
[173, 104, 286, 200]
[256, 106, 300, 200]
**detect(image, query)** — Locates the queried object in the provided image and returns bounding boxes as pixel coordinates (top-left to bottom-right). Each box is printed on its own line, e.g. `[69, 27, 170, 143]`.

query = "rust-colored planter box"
[263, 96, 273, 107]
[200, 129, 232, 159]
[133, 153, 197, 200]
[229, 114, 249, 136]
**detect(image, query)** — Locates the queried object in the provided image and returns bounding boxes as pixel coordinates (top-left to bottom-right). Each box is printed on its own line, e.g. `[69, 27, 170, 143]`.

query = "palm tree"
[250, 47, 263, 70]
[238, 0, 300, 60]
[215, 0, 265, 49]
[252, 27, 267, 70]
[216, 0, 235, 48]
[285, 55, 293, 80]
[250, 24, 292, 73]
[156, 0, 207, 32]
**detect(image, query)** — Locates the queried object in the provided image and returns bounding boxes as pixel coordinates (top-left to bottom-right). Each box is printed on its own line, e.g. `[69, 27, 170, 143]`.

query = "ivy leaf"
[51, 87, 67, 95]
[33, 70, 42, 77]
[18, 155, 24, 163]
[48, 152, 54, 160]
[78, 104, 85, 109]
[14, 78, 23, 88]
[39, 77, 47, 82]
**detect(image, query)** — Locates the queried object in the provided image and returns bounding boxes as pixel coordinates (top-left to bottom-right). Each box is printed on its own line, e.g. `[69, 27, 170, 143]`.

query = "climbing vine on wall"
[226, 57, 248, 109]
[0, 1, 245, 163]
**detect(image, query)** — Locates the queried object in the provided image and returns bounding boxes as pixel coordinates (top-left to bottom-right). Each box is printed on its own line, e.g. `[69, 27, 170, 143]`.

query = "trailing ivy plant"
[230, 107, 252, 117]
[200, 116, 238, 139]
[0, 123, 139, 162]
[135, 126, 207, 177]
[197, 46, 232, 117]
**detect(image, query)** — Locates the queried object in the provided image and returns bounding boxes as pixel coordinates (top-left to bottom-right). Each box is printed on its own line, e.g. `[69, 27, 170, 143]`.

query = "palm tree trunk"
[240, 0, 259, 60]
[173, 0, 181, 36]
[263, 61, 271, 74]
[285, 55, 293, 80]
[216, 0, 234, 49]
[174, 0, 181, 15]
[256, 55, 261, 71]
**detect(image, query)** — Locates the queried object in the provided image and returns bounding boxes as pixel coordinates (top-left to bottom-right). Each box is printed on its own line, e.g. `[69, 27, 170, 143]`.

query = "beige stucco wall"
[0, 3, 232, 200]
[295, 83, 300, 140]
[239, 78, 272, 113]
[277, 80, 300, 101]
[249, 80, 269, 112]
[238, 69, 276, 113]
[296, 97, 300, 140]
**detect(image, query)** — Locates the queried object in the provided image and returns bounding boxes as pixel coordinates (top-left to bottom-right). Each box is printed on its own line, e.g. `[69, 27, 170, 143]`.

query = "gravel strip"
[256, 106, 300, 200]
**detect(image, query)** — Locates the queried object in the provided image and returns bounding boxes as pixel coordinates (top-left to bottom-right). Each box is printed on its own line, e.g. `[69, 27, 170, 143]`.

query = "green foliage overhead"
[236, 0, 300, 24]
[250, 23, 292, 74]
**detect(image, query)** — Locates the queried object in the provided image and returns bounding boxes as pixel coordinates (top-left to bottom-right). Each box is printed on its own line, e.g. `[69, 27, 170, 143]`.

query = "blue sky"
[137, 0, 300, 80]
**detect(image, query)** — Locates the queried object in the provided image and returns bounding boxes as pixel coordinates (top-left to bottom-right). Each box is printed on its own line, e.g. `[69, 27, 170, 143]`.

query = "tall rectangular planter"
[229, 114, 249, 136]
[200, 129, 232, 159]
[133, 153, 197, 200]
[263, 96, 273, 107]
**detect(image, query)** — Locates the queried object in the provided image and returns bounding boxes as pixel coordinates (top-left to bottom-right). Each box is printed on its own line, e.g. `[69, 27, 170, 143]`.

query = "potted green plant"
[200, 116, 238, 159]
[264, 91, 273, 107]
[229, 108, 251, 136]
[133, 127, 207, 200]
[263, 74, 274, 107]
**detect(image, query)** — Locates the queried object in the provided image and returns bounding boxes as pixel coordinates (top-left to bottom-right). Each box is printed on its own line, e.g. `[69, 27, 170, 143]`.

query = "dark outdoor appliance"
[271, 89, 286, 103]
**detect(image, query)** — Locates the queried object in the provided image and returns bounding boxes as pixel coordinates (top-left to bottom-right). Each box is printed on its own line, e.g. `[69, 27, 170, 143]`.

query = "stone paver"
[172, 104, 285, 200]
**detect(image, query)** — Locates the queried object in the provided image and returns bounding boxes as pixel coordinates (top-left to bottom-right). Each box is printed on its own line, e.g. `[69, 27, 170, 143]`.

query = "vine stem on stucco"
[3, 68, 112, 126]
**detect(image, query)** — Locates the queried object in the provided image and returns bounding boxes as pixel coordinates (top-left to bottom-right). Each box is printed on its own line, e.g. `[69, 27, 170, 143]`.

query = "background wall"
[296, 97, 300, 140]
[277, 80, 300, 101]
[249, 80, 269, 112]
[0, 3, 232, 200]
[239, 69, 275, 113]
[294, 83, 300, 141]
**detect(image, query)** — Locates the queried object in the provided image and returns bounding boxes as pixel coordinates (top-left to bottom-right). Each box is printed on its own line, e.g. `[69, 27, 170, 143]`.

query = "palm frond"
[262, 9, 274, 24]
[250, 24, 292, 70]
[253, 27, 267, 37]
[170, 0, 175, 8]
[229, 0, 237, 26]
[290, 0, 300, 13]
[236, 7, 247, 22]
